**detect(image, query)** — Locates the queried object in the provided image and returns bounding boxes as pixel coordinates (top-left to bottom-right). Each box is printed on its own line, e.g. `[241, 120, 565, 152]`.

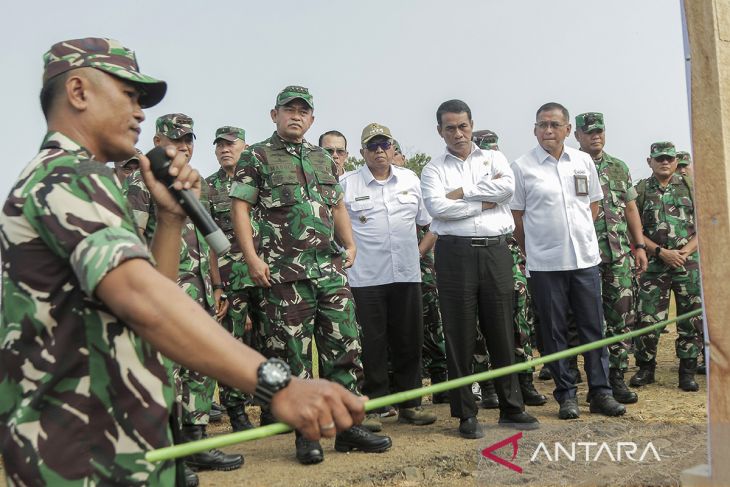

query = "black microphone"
[146, 146, 231, 256]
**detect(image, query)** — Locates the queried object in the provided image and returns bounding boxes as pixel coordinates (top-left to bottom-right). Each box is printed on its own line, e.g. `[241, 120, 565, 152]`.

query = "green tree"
[343, 153, 431, 176]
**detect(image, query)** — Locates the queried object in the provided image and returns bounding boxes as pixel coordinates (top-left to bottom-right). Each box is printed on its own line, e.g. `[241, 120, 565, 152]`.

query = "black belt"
[438, 234, 510, 247]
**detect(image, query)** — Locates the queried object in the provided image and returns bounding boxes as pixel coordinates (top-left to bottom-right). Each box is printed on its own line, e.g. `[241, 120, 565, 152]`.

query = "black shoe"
[184, 464, 199, 487]
[334, 425, 392, 453]
[558, 398, 580, 420]
[538, 366, 552, 380]
[295, 432, 324, 465]
[589, 393, 626, 417]
[431, 372, 450, 403]
[629, 362, 656, 387]
[479, 380, 499, 409]
[209, 407, 223, 423]
[259, 409, 289, 434]
[519, 373, 547, 406]
[227, 405, 255, 432]
[182, 425, 243, 471]
[432, 391, 450, 404]
[679, 358, 699, 392]
[609, 369, 638, 404]
[498, 411, 540, 430]
[458, 417, 484, 439]
[697, 361, 706, 375]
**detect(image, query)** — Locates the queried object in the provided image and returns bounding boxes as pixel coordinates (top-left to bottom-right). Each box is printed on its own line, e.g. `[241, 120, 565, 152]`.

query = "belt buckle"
[471, 238, 487, 247]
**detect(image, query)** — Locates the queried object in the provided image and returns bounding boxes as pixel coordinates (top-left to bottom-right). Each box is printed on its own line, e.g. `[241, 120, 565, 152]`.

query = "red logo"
[481, 432, 523, 473]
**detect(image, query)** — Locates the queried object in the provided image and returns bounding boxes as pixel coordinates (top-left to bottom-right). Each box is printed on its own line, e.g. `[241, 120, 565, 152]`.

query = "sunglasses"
[535, 121, 568, 130]
[325, 148, 347, 156]
[365, 140, 392, 152]
[654, 155, 676, 163]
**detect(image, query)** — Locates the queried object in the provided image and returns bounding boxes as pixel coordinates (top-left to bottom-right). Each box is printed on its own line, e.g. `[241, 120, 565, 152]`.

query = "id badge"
[574, 175, 589, 196]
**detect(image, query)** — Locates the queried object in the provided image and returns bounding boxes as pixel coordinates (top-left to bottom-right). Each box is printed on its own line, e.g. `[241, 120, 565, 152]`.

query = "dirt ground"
[0, 326, 707, 487]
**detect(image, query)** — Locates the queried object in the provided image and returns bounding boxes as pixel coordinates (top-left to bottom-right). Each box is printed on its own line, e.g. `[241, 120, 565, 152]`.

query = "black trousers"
[529, 266, 611, 402]
[352, 282, 423, 408]
[434, 237, 524, 419]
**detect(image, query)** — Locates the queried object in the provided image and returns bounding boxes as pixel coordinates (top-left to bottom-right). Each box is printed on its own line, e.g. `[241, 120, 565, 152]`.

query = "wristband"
[635, 243, 647, 250]
[654, 247, 662, 257]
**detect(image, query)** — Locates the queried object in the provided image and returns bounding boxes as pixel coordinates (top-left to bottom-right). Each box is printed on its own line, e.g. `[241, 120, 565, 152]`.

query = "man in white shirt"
[319, 130, 349, 178]
[341, 123, 438, 431]
[421, 100, 539, 439]
[511, 102, 626, 420]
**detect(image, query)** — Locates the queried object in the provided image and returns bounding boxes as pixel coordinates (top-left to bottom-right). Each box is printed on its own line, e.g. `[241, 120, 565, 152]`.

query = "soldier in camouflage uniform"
[629, 141, 703, 392]
[473, 129, 500, 150]
[676, 150, 693, 178]
[125, 114, 243, 473]
[230, 86, 392, 464]
[574, 112, 648, 404]
[206, 126, 258, 431]
[113, 148, 142, 182]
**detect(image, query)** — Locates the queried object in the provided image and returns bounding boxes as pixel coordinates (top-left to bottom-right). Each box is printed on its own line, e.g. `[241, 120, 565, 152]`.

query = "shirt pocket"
[315, 169, 340, 206]
[608, 180, 627, 208]
[395, 192, 418, 219]
[348, 199, 374, 223]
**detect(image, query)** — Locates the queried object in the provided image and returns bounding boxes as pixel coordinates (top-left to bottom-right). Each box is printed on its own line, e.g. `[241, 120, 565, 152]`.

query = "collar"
[270, 131, 315, 156]
[216, 166, 233, 181]
[359, 164, 395, 186]
[40, 131, 94, 160]
[443, 142, 480, 163]
[535, 144, 570, 164]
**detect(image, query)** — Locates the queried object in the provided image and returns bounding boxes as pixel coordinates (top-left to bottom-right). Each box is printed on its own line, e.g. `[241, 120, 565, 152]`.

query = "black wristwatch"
[635, 243, 647, 251]
[655, 246, 662, 257]
[254, 358, 292, 406]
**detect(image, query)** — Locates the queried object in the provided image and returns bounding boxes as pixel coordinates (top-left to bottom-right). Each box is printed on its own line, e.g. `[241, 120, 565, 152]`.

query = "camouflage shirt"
[124, 170, 215, 309]
[594, 152, 638, 263]
[230, 132, 343, 284]
[0, 132, 175, 485]
[636, 174, 696, 256]
[206, 168, 254, 290]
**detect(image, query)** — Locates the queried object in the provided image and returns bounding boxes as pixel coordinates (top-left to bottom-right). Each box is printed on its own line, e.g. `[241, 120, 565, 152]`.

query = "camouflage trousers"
[251, 265, 363, 392]
[473, 241, 535, 373]
[421, 268, 448, 378]
[174, 363, 215, 426]
[218, 286, 262, 410]
[599, 254, 635, 371]
[634, 257, 704, 363]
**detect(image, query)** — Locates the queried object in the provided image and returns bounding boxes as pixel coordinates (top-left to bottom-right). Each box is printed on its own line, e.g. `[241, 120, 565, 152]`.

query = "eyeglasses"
[535, 121, 568, 130]
[365, 140, 392, 152]
[325, 147, 347, 156]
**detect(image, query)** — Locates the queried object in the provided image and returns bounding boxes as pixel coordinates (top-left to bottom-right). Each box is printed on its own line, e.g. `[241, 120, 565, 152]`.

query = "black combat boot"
[678, 358, 699, 392]
[430, 371, 450, 404]
[609, 369, 638, 404]
[538, 366, 552, 380]
[227, 404, 255, 432]
[182, 425, 244, 471]
[568, 357, 582, 384]
[479, 380, 499, 409]
[518, 373, 547, 406]
[184, 464, 199, 487]
[629, 361, 655, 387]
[209, 402, 224, 423]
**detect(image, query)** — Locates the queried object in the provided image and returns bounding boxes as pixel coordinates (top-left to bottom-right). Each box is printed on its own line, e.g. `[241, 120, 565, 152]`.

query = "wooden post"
[681, 0, 730, 485]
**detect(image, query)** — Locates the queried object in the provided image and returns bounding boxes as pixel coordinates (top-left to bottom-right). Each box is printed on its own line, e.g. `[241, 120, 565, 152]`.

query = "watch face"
[263, 364, 286, 384]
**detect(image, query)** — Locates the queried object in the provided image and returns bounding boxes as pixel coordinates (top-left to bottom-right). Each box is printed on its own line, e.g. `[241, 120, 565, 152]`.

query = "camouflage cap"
[575, 112, 605, 132]
[650, 141, 676, 159]
[473, 129, 499, 150]
[156, 113, 195, 140]
[114, 148, 142, 169]
[276, 85, 314, 108]
[361, 123, 393, 145]
[214, 126, 246, 144]
[676, 150, 692, 166]
[392, 139, 403, 153]
[42, 38, 167, 108]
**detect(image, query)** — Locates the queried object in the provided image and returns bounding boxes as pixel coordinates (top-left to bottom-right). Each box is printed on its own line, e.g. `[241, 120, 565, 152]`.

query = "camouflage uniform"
[230, 130, 363, 391]
[0, 38, 175, 486]
[634, 173, 703, 362]
[124, 117, 216, 426]
[473, 129, 500, 151]
[418, 226, 448, 378]
[592, 151, 638, 371]
[206, 161, 260, 410]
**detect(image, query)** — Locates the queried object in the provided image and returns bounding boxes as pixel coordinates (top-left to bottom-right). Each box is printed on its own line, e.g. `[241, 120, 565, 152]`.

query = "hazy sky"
[1, 0, 690, 200]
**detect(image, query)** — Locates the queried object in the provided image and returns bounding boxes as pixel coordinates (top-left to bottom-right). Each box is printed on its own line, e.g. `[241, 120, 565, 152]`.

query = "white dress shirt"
[510, 144, 603, 272]
[340, 164, 431, 287]
[420, 143, 515, 237]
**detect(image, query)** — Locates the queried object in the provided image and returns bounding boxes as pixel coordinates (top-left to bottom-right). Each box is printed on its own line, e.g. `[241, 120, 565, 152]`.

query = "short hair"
[39, 72, 69, 120]
[536, 102, 569, 122]
[437, 99, 472, 125]
[319, 130, 347, 148]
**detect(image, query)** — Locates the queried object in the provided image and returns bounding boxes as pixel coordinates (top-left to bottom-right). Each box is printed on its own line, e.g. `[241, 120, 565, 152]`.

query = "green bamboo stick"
[145, 308, 702, 463]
